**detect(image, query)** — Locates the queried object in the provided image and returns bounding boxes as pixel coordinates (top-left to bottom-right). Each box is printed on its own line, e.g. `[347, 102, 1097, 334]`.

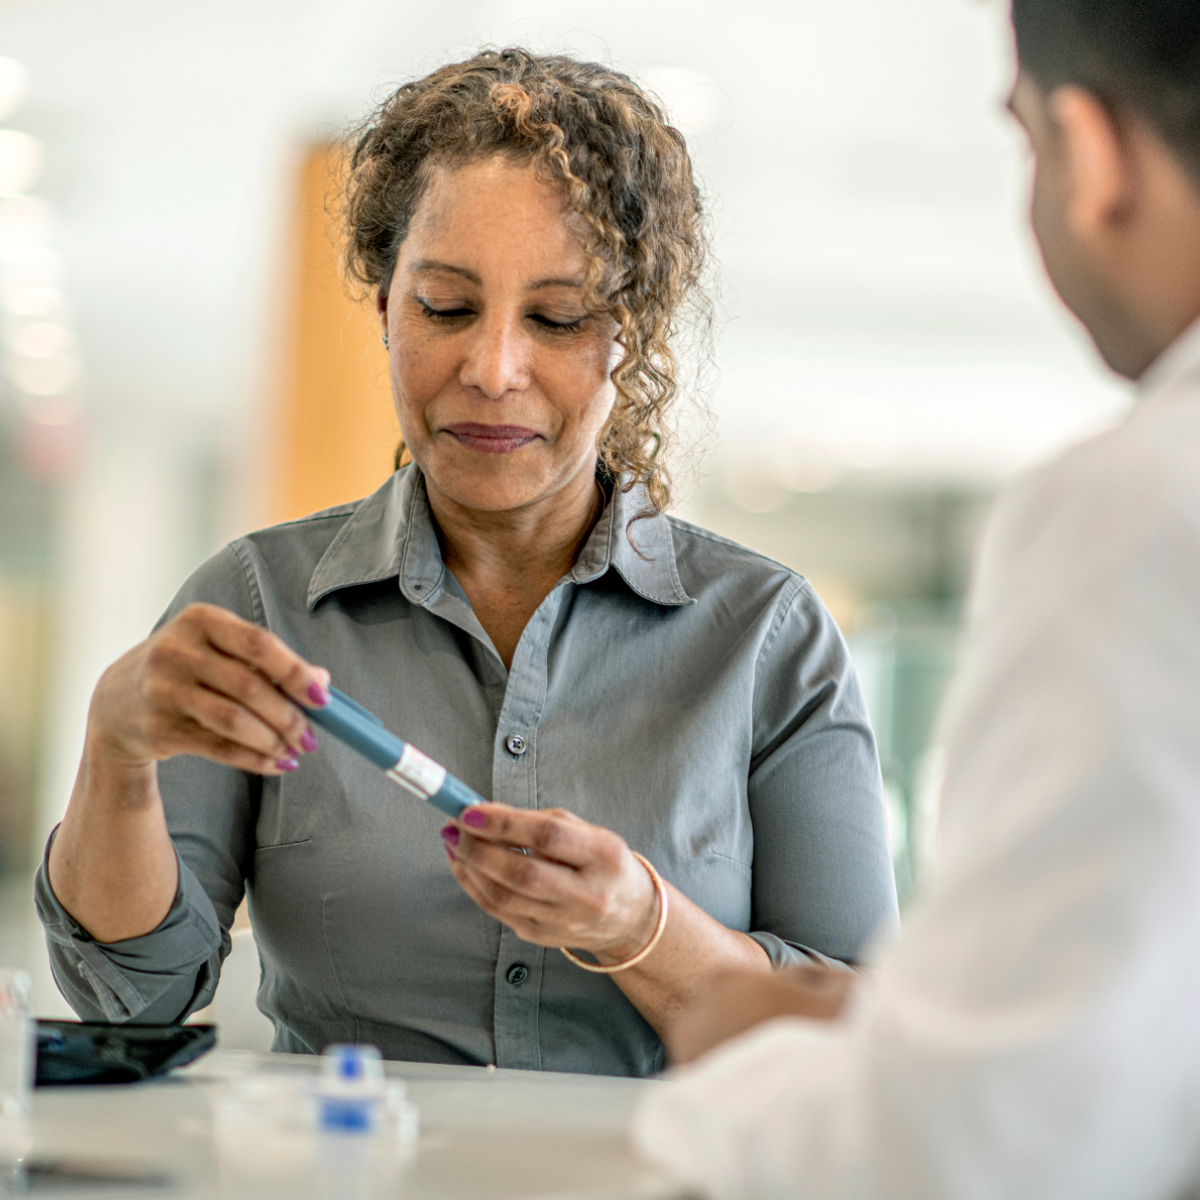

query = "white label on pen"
[390, 743, 446, 799]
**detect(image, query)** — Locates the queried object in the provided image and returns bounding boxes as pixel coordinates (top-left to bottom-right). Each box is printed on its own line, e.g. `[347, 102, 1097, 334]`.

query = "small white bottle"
[0, 969, 33, 1192]
[315, 1044, 387, 1134]
[0, 971, 32, 1120]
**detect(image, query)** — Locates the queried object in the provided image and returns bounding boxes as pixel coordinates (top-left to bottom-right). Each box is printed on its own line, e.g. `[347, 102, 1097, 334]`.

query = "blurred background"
[0, 0, 1129, 1013]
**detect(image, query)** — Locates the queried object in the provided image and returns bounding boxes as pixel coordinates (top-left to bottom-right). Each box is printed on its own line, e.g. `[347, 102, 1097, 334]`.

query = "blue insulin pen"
[305, 686, 485, 818]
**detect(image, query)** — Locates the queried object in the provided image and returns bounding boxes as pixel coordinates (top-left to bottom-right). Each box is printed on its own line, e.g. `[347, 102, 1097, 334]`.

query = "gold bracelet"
[560, 852, 669, 975]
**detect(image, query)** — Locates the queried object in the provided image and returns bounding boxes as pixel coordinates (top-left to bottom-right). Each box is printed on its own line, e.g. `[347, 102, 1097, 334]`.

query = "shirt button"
[506, 963, 529, 987]
[505, 734, 527, 756]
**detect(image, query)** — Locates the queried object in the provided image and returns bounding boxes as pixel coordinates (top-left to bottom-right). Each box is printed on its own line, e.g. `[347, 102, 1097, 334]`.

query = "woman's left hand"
[441, 804, 660, 964]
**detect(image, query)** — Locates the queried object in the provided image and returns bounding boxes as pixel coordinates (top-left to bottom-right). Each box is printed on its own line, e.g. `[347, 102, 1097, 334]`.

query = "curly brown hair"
[341, 47, 712, 514]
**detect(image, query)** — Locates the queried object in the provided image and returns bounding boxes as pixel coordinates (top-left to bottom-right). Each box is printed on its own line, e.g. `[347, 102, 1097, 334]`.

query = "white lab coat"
[632, 319, 1200, 1200]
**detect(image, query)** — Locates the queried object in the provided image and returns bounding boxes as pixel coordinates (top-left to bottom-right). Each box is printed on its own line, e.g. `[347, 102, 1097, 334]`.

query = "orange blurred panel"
[274, 145, 398, 524]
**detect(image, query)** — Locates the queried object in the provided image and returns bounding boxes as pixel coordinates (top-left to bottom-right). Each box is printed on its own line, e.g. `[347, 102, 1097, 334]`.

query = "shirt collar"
[571, 478, 694, 606]
[1138, 312, 1200, 403]
[308, 466, 693, 610]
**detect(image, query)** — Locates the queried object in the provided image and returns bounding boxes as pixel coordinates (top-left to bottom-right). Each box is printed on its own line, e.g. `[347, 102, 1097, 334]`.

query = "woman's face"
[380, 157, 620, 515]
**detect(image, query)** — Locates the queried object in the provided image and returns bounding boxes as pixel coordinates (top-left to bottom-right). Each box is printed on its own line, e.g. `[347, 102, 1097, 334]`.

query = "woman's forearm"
[47, 603, 327, 946]
[47, 735, 180, 944]
[444, 802, 778, 1044]
[607, 884, 772, 1041]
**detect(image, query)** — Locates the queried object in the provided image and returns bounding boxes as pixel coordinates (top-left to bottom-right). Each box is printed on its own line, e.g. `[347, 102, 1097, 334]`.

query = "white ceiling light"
[9, 321, 72, 358]
[0, 243, 61, 270]
[3, 285, 63, 317]
[9, 354, 76, 395]
[0, 58, 28, 123]
[0, 130, 43, 196]
[0, 194, 54, 244]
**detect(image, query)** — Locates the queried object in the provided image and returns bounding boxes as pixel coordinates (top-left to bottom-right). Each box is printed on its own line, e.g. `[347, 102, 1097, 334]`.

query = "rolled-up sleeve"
[747, 580, 899, 966]
[35, 832, 226, 1023]
[34, 545, 262, 1025]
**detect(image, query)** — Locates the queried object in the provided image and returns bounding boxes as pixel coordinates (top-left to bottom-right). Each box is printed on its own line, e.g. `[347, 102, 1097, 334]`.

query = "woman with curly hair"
[37, 49, 897, 1077]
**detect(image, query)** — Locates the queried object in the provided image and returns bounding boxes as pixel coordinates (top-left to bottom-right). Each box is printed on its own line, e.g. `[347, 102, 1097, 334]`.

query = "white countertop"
[23, 1049, 688, 1199]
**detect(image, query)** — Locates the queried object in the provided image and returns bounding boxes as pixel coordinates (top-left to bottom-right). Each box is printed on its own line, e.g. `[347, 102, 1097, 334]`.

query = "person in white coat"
[631, 2, 1200, 1197]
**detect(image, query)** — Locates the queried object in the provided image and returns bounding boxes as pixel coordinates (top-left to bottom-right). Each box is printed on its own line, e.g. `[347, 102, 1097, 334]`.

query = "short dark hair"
[1011, 0, 1200, 180]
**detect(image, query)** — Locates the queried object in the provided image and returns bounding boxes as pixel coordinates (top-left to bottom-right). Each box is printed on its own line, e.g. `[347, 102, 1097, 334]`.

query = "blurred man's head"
[1009, 0, 1200, 378]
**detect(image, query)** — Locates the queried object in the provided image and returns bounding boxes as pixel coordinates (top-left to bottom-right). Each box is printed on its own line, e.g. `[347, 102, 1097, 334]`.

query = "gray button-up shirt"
[37, 466, 898, 1078]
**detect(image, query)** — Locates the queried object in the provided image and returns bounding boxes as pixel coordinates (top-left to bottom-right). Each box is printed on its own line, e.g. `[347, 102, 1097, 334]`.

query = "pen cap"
[320, 1044, 385, 1091]
[316, 1044, 387, 1134]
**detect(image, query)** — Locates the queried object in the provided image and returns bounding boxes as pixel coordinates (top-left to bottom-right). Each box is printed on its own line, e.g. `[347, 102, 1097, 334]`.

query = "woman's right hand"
[86, 602, 331, 777]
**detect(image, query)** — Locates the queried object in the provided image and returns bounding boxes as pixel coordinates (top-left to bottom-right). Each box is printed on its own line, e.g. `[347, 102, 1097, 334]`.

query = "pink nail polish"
[276, 757, 300, 772]
[307, 682, 329, 706]
[462, 809, 487, 828]
[440, 826, 460, 846]
[299, 729, 319, 754]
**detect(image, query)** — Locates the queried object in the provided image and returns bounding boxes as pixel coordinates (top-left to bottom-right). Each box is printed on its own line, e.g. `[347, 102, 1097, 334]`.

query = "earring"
[381, 334, 389, 349]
